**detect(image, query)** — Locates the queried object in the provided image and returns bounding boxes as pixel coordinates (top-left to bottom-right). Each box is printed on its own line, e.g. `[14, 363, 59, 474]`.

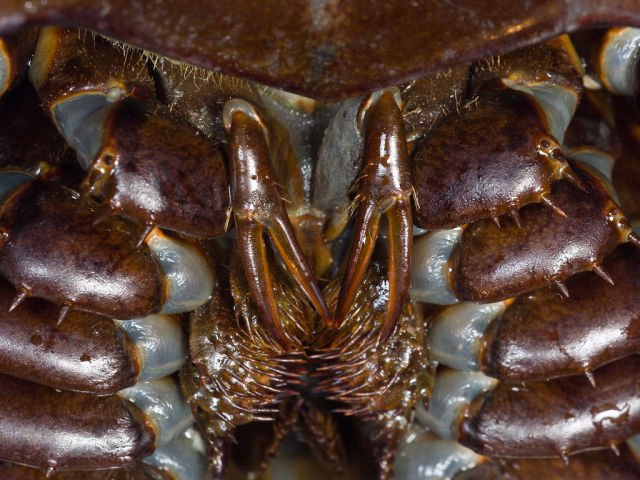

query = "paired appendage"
[29, 27, 230, 245]
[0, 169, 214, 325]
[0, 265, 208, 476]
[416, 355, 640, 460]
[410, 80, 640, 307]
[224, 98, 330, 350]
[428, 243, 640, 384]
[333, 88, 413, 343]
[412, 161, 635, 305]
[395, 422, 640, 479]
[27, 25, 412, 352]
[0, 374, 205, 476]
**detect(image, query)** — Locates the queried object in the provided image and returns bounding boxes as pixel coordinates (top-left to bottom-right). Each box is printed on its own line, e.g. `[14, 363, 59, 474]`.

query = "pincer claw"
[224, 98, 330, 350]
[333, 88, 412, 343]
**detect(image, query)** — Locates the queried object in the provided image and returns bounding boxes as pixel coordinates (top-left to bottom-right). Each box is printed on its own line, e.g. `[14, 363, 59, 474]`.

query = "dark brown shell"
[450, 161, 623, 302]
[0, 180, 166, 318]
[453, 447, 640, 479]
[2, 1, 640, 101]
[0, 461, 168, 480]
[481, 243, 640, 383]
[0, 276, 141, 393]
[0, 374, 155, 471]
[458, 355, 640, 458]
[412, 87, 564, 229]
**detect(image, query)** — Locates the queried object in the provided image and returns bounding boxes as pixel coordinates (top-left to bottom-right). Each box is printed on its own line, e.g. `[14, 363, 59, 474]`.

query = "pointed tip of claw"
[377, 326, 395, 345]
[377, 310, 402, 345]
[315, 297, 333, 327]
[330, 310, 344, 330]
[492, 216, 501, 228]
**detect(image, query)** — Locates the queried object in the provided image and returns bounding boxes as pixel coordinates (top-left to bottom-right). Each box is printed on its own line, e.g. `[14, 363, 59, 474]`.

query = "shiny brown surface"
[412, 34, 587, 229]
[93, 98, 230, 238]
[413, 35, 584, 229]
[0, 280, 140, 394]
[451, 161, 621, 302]
[1, 7, 640, 476]
[413, 87, 564, 229]
[481, 243, 640, 382]
[470, 35, 584, 91]
[31, 28, 231, 238]
[0, 276, 140, 393]
[228, 106, 329, 349]
[0, 462, 162, 479]
[334, 91, 412, 343]
[454, 447, 640, 479]
[31, 27, 154, 108]
[0, 180, 165, 318]
[2, 1, 640, 102]
[0, 374, 155, 471]
[459, 355, 640, 457]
